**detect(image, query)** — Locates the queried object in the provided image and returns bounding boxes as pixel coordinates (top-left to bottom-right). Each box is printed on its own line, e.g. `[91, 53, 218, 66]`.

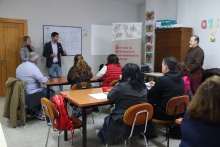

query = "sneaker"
[35, 111, 45, 121]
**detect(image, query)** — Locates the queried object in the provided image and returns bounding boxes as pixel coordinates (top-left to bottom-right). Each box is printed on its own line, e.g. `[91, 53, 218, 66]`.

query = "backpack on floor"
[51, 94, 74, 138]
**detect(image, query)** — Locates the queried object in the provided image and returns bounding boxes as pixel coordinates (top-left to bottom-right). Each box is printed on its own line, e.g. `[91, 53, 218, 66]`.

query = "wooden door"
[0, 18, 27, 96]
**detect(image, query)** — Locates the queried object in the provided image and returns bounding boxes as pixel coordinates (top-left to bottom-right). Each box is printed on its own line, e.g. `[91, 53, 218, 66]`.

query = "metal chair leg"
[45, 126, 51, 147]
[124, 139, 127, 147]
[91, 112, 94, 124]
[99, 106, 102, 115]
[58, 131, 62, 147]
[142, 133, 148, 147]
[167, 127, 170, 147]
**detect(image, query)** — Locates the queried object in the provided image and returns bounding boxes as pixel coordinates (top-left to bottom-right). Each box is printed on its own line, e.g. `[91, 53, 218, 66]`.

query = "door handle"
[1, 56, 5, 65]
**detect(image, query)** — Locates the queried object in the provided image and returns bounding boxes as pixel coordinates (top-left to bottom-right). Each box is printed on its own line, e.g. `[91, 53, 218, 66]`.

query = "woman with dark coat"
[97, 63, 148, 145]
[180, 76, 220, 147]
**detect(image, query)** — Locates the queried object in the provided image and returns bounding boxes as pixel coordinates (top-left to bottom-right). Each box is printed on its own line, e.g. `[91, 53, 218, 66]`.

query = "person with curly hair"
[67, 54, 93, 87]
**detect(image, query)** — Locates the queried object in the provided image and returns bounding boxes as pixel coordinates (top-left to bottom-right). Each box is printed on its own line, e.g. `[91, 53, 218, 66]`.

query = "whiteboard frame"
[43, 25, 82, 56]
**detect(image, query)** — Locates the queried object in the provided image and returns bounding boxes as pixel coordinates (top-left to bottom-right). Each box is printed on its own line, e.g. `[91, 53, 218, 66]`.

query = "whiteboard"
[91, 24, 113, 55]
[43, 25, 82, 56]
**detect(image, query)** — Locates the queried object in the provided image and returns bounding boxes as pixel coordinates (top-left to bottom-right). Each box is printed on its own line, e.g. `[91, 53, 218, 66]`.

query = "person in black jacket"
[97, 63, 148, 145]
[43, 32, 66, 91]
[144, 57, 185, 139]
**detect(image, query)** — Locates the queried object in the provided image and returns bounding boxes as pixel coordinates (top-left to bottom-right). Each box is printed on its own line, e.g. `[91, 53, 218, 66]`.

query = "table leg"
[64, 131, 68, 141]
[64, 99, 68, 141]
[47, 85, 50, 99]
[82, 108, 87, 147]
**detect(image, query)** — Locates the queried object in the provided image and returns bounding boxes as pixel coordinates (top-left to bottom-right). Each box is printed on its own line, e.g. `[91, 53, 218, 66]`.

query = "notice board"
[43, 25, 82, 55]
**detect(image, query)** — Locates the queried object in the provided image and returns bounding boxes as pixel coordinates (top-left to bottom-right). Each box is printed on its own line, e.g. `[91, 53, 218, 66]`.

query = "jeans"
[48, 64, 63, 91]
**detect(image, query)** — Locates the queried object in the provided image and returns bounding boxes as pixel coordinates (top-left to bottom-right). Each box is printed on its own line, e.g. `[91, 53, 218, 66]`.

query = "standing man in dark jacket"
[144, 57, 185, 139]
[43, 32, 66, 91]
[185, 35, 204, 94]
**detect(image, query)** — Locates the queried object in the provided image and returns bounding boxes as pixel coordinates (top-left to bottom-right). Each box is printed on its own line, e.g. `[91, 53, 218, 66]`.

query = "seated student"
[96, 54, 122, 87]
[16, 52, 55, 119]
[145, 57, 185, 138]
[97, 63, 148, 145]
[176, 61, 193, 99]
[180, 76, 220, 147]
[67, 54, 93, 87]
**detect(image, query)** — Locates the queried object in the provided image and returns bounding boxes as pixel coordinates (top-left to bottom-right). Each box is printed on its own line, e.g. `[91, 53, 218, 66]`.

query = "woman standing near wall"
[20, 36, 35, 62]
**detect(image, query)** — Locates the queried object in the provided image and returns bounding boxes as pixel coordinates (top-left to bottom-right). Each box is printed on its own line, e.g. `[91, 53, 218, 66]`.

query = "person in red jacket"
[96, 54, 122, 87]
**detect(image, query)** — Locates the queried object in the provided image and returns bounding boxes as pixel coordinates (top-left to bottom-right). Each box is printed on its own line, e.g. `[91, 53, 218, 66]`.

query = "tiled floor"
[0, 97, 181, 147]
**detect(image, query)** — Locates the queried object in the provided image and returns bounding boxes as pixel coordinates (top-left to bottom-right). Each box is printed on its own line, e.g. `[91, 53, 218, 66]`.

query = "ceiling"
[112, 0, 146, 5]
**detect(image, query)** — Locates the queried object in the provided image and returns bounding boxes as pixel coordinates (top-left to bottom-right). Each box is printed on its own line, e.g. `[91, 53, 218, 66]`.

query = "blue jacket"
[180, 112, 220, 147]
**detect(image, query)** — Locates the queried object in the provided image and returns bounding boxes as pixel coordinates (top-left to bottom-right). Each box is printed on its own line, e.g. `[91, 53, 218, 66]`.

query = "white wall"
[0, 0, 145, 88]
[145, 0, 177, 70]
[177, 0, 220, 69]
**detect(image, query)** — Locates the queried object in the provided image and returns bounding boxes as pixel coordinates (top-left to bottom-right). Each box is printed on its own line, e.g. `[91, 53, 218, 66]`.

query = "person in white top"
[16, 52, 54, 97]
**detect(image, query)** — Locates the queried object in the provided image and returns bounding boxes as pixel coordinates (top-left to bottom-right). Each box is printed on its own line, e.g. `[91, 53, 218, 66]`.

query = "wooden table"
[44, 76, 101, 98]
[60, 88, 110, 147]
[144, 72, 163, 82]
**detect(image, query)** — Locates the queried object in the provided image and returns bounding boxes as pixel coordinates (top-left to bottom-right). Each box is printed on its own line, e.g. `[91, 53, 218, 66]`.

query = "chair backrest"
[109, 80, 118, 86]
[71, 82, 93, 90]
[123, 103, 153, 126]
[166, 95, 190, 116]
[41, 97, 58, 120]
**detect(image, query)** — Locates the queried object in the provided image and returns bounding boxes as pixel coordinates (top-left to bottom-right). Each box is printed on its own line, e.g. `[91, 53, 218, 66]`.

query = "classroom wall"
[177, 0, 220, 69]
[145, 0, 177, 70]
[0, 0, 145, 89]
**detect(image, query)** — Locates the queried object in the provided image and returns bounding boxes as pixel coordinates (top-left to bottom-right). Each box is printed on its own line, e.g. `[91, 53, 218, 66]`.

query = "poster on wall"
[146, 45, 153, 52]
[146, 53, 153, 63]
[145, 35, 153, 44]
[146, 11, 154, 21]
[112, 22, 142, 67]
[146, 24, 154, 32]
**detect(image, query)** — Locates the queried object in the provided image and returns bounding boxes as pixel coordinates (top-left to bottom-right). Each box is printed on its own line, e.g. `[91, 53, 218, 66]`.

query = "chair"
[41, 97, 82, 147]
[175, 118, 182, 125]
[71, 82, 94, 90]
[152, 95, 190, 147]
[71, 82, 94, 124]
[106, 103, 153, 147]
[109, 80, 118, 86]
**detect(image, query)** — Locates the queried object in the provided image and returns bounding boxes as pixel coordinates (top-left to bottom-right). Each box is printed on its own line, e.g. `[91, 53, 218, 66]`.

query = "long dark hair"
[121, 63, 146, 91]
[176, 61, 191, 78]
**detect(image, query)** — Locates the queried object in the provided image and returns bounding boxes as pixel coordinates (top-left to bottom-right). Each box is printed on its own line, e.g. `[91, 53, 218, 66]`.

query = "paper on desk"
[145, 82, 152, 90]
[89, 93, 107, 100]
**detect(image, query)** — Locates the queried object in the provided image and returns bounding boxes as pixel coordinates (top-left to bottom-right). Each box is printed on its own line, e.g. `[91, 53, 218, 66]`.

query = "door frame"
[0, 17, 28, 96]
